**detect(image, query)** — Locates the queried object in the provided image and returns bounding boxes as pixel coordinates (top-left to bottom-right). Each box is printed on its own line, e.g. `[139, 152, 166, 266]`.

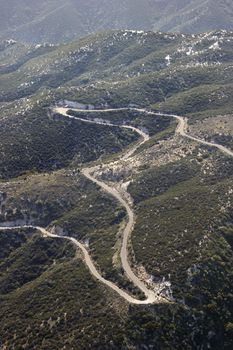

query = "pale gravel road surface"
[1, 106, 232, 305]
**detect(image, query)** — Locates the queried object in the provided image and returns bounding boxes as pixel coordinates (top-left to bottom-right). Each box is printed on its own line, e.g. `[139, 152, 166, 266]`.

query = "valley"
[1, 105, 232, 306]
[0, 28, 232, 349]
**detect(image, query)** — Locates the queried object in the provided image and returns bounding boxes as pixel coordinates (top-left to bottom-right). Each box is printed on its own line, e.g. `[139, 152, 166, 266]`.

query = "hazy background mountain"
[0, 0, 233, 43]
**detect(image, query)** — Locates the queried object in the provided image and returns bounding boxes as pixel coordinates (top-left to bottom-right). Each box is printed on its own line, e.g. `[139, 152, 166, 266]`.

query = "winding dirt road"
[55, 107, 233, 158]
[0, 225, 155, 304]
[53, 107, 157, 303]
[1, 106, 232, 305]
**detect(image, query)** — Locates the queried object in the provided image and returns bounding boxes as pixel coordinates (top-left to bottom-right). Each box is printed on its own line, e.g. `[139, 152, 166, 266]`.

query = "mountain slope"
[0, 29, 233, 349]
[0, 29, 233, 178]
[0, 0, 233, 43]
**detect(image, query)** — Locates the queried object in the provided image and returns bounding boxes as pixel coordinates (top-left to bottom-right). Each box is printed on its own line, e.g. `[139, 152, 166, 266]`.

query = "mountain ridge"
[0, 25, 233, 349]
[0, 0, 233, 43]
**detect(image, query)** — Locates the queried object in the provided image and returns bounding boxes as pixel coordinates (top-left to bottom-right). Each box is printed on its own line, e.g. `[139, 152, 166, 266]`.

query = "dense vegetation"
[68, 109, 173, 136]
[128, 149, 233, 348]
[0, 169, 143, 297]
[0, 28, 232, 349]
[0, 107, 137, 179]
[0, 30, 233, 116]
[1, 229, 232, 349]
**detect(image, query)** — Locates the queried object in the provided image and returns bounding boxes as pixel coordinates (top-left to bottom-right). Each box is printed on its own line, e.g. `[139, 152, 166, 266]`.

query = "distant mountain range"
[0, 0, 233, 43]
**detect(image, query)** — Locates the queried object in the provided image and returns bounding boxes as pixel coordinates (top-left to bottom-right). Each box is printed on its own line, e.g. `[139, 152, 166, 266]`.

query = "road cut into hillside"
[1, 105, 232, 305]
